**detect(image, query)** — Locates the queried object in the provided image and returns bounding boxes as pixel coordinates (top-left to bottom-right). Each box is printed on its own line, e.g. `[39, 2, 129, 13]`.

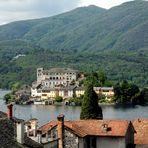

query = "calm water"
[0, 90, 148, 126]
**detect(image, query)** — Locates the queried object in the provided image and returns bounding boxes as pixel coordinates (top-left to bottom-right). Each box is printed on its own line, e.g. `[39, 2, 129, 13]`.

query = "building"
[31, 85, 115, 103]
[0, 105, 43, 148]
[25, 118, 38, 137]
[75, 87, 114, 99]
[132, 119, 148, 148]
[75, 86, 85, 97]
[41, 86, 76, 100]
[31, 83, 42, 99]
[32, 115, 134, 148]
[94, 87, 114, 99]
[31, 68, 115, 102]
[37, 68, 78, 87]
[15, 85, 31, 102]
[31, 67, 115, 102]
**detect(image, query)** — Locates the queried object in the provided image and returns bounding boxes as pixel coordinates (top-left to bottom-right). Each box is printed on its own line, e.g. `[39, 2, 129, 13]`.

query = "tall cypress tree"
[80, 83, 103, 120]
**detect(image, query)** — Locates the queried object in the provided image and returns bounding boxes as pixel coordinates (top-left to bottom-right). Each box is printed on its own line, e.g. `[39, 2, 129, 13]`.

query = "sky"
[0, 0, 135, 25]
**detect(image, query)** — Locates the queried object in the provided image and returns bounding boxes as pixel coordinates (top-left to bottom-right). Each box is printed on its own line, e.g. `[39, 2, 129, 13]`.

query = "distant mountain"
[0, 1, 147, 88]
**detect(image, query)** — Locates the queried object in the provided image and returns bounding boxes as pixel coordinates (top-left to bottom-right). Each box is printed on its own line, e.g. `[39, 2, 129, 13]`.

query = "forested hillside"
[0, 0, 147, 88]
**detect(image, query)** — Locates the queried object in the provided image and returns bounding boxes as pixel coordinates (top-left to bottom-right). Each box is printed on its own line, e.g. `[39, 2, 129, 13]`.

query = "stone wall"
[64, 129, 78, 148]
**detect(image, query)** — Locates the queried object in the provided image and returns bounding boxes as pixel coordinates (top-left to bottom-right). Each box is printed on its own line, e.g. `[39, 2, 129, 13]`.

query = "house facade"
[31, 85, 115, 103]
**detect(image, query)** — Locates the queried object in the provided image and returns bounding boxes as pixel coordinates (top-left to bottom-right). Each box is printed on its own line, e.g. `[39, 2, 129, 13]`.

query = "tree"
[98, 71, 107, 86]
[11, 82, 21, 93]
[3, 93, 15, 104]
[114, 80, 140, 103]
[140, 87, 148, 104]
[84, 72, 101, 87]
[80, 83, 103, 119]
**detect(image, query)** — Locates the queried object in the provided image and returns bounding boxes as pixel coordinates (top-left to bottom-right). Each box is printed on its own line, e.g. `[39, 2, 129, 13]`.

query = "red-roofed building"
[31, 115, 135, 148]
[132, 119, 148, 148]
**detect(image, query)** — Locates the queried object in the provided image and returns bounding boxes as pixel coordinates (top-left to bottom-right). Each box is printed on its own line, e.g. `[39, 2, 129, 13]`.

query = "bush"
[3, 93, 15, 104]
[55, 96, 63, 102]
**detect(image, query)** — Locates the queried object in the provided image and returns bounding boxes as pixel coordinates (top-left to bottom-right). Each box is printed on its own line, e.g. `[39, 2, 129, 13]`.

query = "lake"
[0, 90, 148, 126]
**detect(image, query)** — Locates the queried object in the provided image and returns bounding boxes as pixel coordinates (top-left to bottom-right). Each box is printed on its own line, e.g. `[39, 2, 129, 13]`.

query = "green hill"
[0, 1, 148, 88]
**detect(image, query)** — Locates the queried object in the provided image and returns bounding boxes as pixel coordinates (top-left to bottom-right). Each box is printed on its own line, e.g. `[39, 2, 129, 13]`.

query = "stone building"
[37, 68, 78, 87]
[33, 115, 135, 148]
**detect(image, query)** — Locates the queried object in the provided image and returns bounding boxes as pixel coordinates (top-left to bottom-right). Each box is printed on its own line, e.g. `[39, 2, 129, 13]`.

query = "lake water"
[0, 90, 148, 126]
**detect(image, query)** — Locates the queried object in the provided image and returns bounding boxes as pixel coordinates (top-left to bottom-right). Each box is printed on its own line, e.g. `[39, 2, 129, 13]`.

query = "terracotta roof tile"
[132, 119, 148, 144]
[39, 120, 130, 137]
[39, 121, 58, 133]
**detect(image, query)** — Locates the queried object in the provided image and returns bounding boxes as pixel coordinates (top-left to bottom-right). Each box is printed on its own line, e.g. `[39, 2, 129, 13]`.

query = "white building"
[37, 68, 78, 87]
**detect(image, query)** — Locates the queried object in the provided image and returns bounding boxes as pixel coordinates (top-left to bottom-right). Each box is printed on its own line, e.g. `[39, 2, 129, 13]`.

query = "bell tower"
[37, 68, 43, 84]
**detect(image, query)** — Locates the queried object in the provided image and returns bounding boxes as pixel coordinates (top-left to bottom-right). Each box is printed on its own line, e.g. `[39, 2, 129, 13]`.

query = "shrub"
[55, 96, 63, 102]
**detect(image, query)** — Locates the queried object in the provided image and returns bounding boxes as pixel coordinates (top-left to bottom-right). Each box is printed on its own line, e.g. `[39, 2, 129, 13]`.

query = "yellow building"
[75, 87, 85, 97]
[94, 87, 114, 99]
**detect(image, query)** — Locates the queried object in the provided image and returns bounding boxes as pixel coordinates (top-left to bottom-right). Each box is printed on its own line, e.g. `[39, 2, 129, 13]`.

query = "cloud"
[80, 0, 134, 9]
[0, 0, 136, 25]
[0, 0, 81, 25]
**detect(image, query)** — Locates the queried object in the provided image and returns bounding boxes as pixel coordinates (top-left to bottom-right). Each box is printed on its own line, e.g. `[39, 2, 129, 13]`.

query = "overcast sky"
[0, 0, 135, 25]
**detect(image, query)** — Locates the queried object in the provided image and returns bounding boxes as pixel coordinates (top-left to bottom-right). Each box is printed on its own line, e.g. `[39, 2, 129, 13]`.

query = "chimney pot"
[16, 120, 25, 144]
[7, 104, 13, 119]
[57, 114, 64, 121]
[37, 129, 42, 143]
[102, 123, 108, 133]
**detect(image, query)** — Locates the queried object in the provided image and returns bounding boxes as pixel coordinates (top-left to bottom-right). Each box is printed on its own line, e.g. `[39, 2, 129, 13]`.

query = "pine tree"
[80, 83, 103, 120]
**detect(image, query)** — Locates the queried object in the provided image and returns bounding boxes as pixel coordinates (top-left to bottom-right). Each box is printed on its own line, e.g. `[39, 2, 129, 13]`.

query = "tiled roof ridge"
[64, 120, 88, 137]
[38, 119, 130, 137]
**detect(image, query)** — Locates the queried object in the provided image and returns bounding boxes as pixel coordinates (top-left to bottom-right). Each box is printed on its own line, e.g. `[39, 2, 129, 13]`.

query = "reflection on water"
[0, 90, 148, 126]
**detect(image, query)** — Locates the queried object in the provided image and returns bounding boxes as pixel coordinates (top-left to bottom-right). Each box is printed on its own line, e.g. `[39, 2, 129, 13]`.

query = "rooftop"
[94, 87, 114, 91]
[39, 119, 130, 137]
[0, 111, 7, 118]
[44, 68, 78, 73]
[132, 119, 148, 144]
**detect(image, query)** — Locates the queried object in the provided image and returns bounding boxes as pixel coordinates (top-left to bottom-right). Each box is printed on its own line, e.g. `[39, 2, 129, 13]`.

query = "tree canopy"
[114, 80, 140, 103]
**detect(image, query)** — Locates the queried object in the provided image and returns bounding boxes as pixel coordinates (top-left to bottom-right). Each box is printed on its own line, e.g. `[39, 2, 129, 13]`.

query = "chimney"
[7, 104, 13, 119]
[46, 132, 48, 142]
[33, 119, 38, 137]
[16, 120, 25, 144]
[37, 129, 42, 143]
[57, 114, 64, 148]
